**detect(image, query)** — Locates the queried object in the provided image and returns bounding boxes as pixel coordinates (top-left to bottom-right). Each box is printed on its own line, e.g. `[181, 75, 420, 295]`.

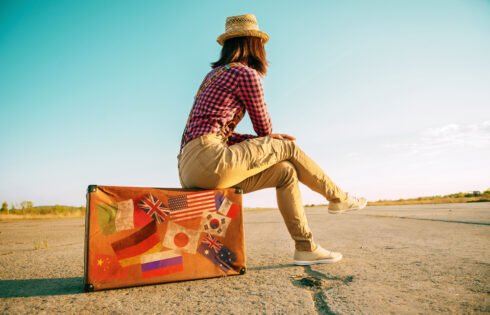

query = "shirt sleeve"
[237, 68, 273, 137]
[227, 132, 256, 146]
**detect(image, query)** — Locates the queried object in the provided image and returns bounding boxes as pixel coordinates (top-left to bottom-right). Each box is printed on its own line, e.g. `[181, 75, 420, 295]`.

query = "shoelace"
[346, 193, 361, 204]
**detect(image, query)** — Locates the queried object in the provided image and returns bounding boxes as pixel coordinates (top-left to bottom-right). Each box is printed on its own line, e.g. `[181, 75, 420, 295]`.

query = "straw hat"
[217, 14, 269, 46]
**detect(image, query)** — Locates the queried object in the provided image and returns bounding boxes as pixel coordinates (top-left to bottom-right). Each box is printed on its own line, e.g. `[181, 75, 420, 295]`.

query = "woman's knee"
[269, 137, 300, 160]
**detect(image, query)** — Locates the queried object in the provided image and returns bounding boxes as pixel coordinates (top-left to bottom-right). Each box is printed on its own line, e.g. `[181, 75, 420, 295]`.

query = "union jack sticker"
[203, 234, 223, 253]
[138, 193, 170, 224]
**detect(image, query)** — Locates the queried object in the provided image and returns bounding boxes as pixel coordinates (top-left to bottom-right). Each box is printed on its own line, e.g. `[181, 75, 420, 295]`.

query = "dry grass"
[0, 212, 84, 221]
[368, 196, 489, 206]
[303, 195, 490, 207]
[0, 205, 85, 220]
[33, 240, 49, 250]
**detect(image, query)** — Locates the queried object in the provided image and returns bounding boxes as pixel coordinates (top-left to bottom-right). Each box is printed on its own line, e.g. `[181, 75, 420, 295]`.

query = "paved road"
[1, 203, 489, 314]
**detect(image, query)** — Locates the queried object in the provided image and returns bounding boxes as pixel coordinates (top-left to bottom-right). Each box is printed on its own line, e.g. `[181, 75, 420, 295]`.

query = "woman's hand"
[270, 133, 296, 141]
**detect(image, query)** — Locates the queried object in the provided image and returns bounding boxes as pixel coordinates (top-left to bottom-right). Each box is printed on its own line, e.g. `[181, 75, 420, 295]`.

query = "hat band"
[226, 24, 259, 32]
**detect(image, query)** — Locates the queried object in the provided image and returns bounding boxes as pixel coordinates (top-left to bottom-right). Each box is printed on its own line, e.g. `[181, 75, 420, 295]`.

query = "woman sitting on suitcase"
[178, 14, 367, 265]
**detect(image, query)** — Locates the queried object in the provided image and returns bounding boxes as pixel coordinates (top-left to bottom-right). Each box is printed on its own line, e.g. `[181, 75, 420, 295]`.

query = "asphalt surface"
[0, 203, 489, 314]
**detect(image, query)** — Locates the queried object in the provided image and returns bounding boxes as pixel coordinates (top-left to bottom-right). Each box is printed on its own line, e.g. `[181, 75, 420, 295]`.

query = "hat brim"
[217, 30, 269, 46]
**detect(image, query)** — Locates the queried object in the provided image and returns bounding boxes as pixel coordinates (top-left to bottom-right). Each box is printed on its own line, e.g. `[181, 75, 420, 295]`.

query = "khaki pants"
[178, 134, 347, 251]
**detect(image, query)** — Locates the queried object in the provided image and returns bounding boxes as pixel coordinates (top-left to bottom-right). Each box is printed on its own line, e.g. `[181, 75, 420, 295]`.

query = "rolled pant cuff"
[295, 241, 317, 252]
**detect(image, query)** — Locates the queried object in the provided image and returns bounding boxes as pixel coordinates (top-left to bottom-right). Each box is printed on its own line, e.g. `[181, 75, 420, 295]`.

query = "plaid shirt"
[180, 63, 272, 151]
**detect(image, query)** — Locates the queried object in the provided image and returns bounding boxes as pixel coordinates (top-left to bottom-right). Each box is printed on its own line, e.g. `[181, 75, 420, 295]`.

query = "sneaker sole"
[293, 255, 343, 266]
[328, 201, 368, 214]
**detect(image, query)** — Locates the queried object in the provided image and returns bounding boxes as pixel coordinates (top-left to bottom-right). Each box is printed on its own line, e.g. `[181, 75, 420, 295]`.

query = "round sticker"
[210, 218, 220, 229]
[174, 232, 189, 247]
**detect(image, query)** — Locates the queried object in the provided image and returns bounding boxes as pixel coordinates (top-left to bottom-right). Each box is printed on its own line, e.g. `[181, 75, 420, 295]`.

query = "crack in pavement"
[290, 266, 353, 315]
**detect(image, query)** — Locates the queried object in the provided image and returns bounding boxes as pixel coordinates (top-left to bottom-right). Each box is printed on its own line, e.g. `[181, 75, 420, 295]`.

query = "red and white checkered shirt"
[180, 63, 272, 151]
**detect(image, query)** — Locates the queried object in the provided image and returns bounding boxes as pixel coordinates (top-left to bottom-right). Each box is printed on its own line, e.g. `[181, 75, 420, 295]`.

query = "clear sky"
[1, 0, 489, 208]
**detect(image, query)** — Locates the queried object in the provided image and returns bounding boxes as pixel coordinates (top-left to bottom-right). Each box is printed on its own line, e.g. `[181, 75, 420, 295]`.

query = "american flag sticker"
[168, 191, 217, 222]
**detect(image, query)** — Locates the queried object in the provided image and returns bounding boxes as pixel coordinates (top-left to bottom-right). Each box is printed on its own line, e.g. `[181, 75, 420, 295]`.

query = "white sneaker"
[293, 245, 343, 265]
[328, 193, 367, 214]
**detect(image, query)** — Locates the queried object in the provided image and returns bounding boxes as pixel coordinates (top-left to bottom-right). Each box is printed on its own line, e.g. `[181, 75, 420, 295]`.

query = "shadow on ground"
[0, 277, 84, 298]
[0, 266, 296, 298]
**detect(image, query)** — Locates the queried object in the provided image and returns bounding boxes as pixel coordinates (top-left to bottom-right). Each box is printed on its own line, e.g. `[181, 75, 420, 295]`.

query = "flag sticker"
[115, 199, 134, 231]
[163, 221, 200, 254]
[111, 221, 160, 261]
[91, 254, 128, 281]
[98, 200, 152, 235]
[201, 212, 231, 237]
[138, 193, 170, 223]
[215, 192, 225, 209]
[197, 242, 236, 273]
[140, 250, 184, 278]
[97, 203, 117, 235]
[217, 198, 232, 215]
[217, 198, 239, 220]
[118, 242, 162, 267]
[203, 234, 223, 253]
[168, 191, 217, 222]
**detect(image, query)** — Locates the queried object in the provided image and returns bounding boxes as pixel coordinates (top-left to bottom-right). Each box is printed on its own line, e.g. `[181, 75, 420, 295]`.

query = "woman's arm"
[227, 68, 296, 145]
[238, 68, 273, 137]
[227, 132, 256, 145]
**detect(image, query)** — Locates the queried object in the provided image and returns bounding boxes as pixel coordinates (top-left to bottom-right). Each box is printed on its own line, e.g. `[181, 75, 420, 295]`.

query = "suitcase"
[84, 185, 246, 291]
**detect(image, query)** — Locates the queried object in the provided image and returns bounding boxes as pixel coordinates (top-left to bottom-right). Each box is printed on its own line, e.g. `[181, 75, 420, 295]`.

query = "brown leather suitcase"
[84, 185, 246, 291]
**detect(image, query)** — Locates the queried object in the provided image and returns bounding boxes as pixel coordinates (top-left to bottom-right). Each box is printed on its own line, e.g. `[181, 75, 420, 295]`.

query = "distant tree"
[20, 201, 33, 209]
[1, 202, 8, 212]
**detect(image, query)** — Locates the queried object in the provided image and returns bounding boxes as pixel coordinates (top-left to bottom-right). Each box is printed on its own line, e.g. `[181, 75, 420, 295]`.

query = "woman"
[178, 14, 367, 265]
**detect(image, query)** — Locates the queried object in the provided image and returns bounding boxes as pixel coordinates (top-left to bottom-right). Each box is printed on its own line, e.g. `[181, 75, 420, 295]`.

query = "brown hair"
[211, 37, 268, 76]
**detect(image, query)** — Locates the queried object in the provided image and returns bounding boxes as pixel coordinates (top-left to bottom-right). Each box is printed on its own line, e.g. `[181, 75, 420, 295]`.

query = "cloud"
[385, 120, 490, 154]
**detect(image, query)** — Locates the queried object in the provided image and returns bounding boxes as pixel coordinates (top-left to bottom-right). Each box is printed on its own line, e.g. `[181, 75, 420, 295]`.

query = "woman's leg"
[236, 161, 316, 251]
[179, 135, 347, 204]
[216, 136, 347, 203]
[179, 134, 348, 261]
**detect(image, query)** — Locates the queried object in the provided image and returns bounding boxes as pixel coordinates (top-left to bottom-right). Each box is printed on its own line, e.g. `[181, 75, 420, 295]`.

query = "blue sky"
[1, 0, 489, 208]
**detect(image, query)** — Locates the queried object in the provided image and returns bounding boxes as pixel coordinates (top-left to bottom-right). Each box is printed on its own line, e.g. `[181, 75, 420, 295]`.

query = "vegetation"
[303, 189, 490, 207]
[20, 200, 33, 209]
[33, 240, 49, 250]
[0, 201, 85, 220]
[368, 189, 490, 206]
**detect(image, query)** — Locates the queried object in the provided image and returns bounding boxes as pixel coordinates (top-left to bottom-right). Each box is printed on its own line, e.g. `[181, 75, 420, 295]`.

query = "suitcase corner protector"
[87, 185, 98, 193]
[239, 267, 246, 275]
[84, 283, 95, 292]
